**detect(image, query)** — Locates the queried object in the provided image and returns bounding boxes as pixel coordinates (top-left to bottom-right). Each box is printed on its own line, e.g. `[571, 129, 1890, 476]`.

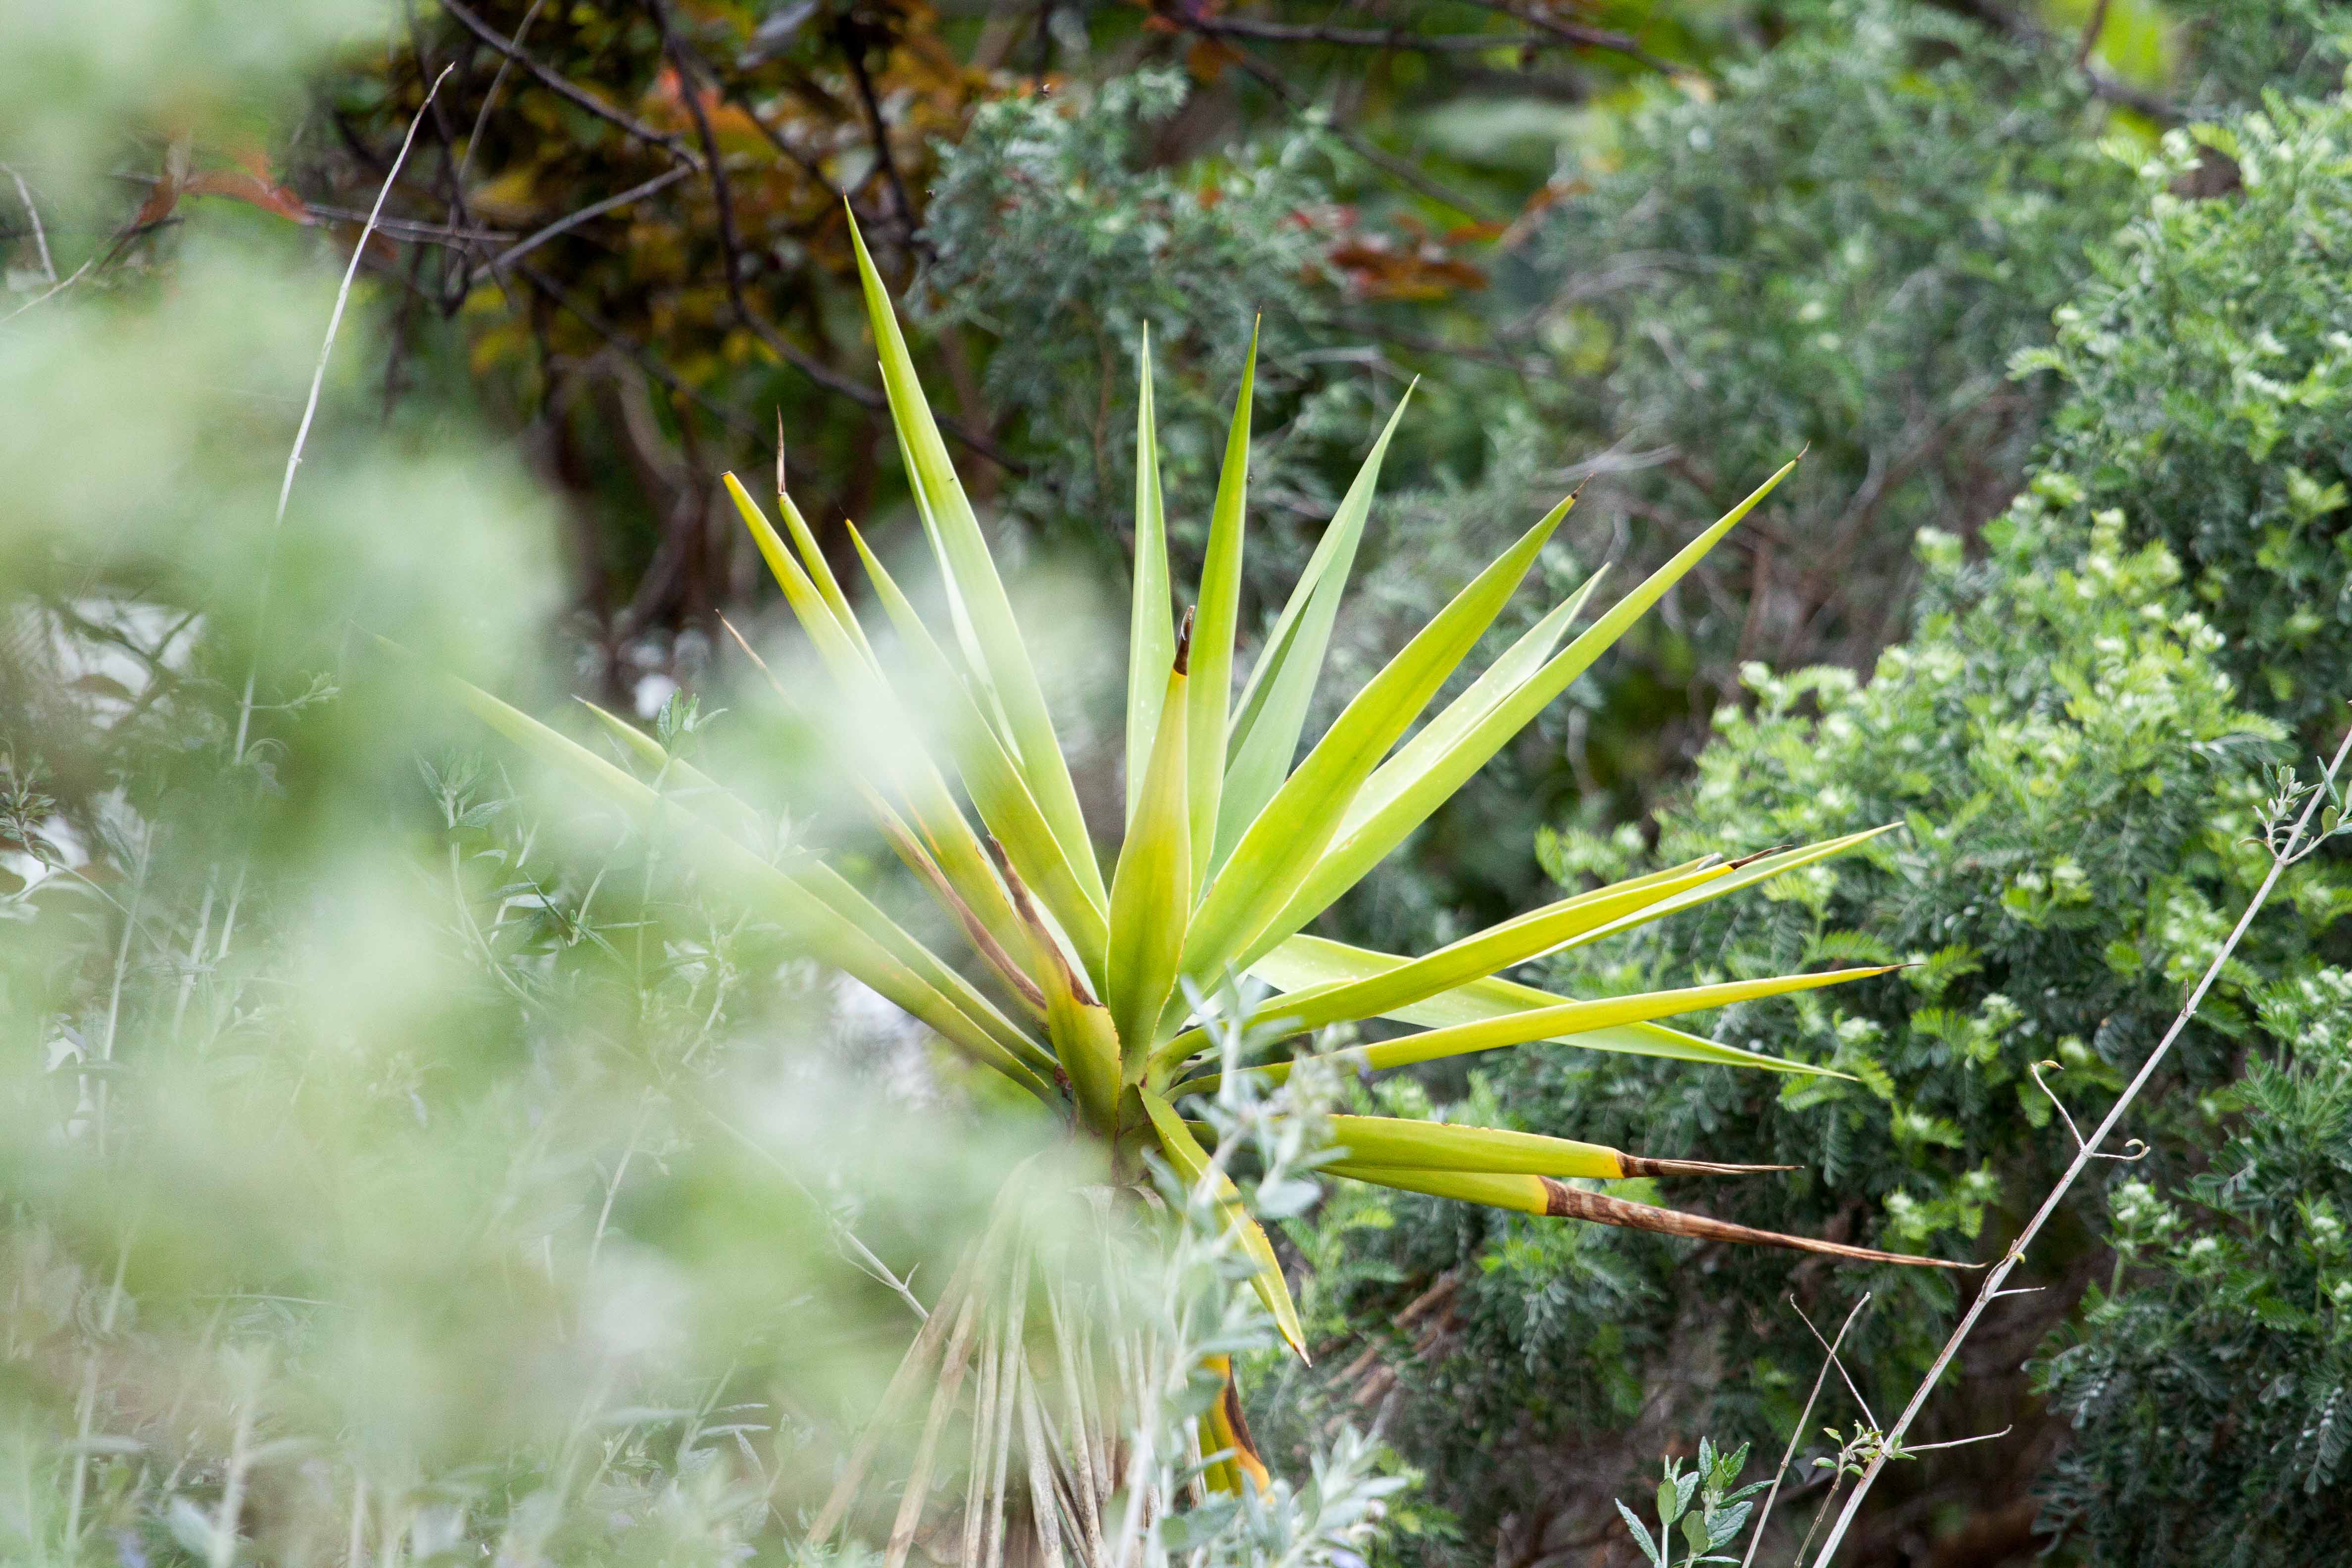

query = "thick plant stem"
[1809, 713, 2352, 1566]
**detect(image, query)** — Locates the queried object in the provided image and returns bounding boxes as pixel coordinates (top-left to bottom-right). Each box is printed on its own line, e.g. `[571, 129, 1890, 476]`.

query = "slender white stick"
[1809, 713, 2352, 1565]
[3, 162, 55, 280]
[1740, 1295, 1867, 1568]
[0, 254, 94, 325]
[232, 64, 453, 763]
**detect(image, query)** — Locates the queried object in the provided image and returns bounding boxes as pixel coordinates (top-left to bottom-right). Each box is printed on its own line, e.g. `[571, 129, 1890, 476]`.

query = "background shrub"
[1276, 63, 2352, 1568]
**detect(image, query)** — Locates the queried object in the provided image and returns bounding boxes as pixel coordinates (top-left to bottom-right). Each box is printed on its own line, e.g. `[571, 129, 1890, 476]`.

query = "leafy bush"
[1285, 68, 2352, 1567]
[2033, 971, 2352, 1565]
[0, 10, 1411, 1567]
[2011, 91, 2352, 1564]
[2017, 96, 2352, 735]
[1510, 0, 2135, 784]
[1287, 488, 2324, 1557]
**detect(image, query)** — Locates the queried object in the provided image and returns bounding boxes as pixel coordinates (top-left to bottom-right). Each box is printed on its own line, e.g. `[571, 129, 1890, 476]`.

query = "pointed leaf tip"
[1535, 1178, 1979, 1268]
[1617, 1156, 1797, 1178]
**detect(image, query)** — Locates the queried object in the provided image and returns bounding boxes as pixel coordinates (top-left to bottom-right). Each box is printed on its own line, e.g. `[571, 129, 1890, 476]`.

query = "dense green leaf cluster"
[1519, 1, 2134, 683]
[1280, 69, 2352, 1567]
[2012, 91, 2352, 1563]
[1284, 491, 2319, 1553]
[2017, 97, 2352, 734]
[2034, 971, 2352, 1564]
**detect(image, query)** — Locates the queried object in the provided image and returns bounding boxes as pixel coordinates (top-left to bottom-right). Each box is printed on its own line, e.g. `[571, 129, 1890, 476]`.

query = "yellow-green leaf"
[1139, 1089, 1307, 1358]
[1178, 495, 1572, 999]
[847, 216, 1103, 906]
[1127, 327, 1174, 828]
[1260, 459, 1797, 950]
[1216, 391, 1412, 871]
[1185, 323, 1256, 879]
[1157, 857, 1735, 1068]
[1185, 959, 1885, 1092]
[725, 476, 1038, 968]
[441, 665, 1059, 1102]
[844, 521, 1111, 986]
[1106, 618, 1192, 1077]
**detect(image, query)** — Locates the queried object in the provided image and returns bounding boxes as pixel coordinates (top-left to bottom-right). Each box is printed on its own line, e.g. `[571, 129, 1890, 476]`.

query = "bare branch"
[1181, 17, 1550, 54]
[2, 163, 56, 281]
[1208, 42, 1507, 223]
[648, 0, 1025, 476]
[1741, 1294, 1868, 1568]
[475, 164, 694, 277]
[440, 0, 707, 170]
[235, 65, 456, 763]
[1461, 1, 1685, 76]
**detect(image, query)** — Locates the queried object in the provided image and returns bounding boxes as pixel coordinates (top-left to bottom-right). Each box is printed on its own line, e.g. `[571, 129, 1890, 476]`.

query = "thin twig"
[1809, 710, 2352, 1564]
[3, 162, 56, 280]
[1461, 0, 1685, 76]
[0, 255, 94, 327]
[650, 5, 900, 412]
[233, 65, 454, 763]
[1211, 42, 1506, 224]
[439, 0, 705, 169]
[1742, 1294, 1868, 1568]
[456, 0, 548, 192]
[700, 1104, 929, 1322]
[210, 1387, 255, 1568]
[1184, 17, 1550, 53]
[511, 257, 765, 442]
[475, 164, 694, 277]
[837, 14, 920, 254]
[649, 0, 1026, 474]
[2074, 0, 2113, 68]
[63, 1227, 135, 1548]
[1790, 1299, 1877, 1432]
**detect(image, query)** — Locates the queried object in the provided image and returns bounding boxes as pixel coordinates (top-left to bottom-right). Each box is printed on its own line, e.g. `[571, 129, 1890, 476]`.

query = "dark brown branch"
[475, 164, 695, 277]
[652, 2, 885, 412]
[1941, 0, 2183, 121]
[651, 0, 1026, 475]
[2074, 0, 2112, 66]
[440, 0, 707, 170]
[1459, 1, 1684, 76]
[836, 13, 922, 258]
[513, 257, 763, 443]
[401, 0, 488, 309]
[651, 10, 1027, 475]
[1213, 44, 1507, 223]
[1182, 17, 1549, 54]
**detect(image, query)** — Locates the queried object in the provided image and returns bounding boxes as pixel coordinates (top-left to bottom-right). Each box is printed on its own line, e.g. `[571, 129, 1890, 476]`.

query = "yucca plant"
[438, 220, 1960, 1554]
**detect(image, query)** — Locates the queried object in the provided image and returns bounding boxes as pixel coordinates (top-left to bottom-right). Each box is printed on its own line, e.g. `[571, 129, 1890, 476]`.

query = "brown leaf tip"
[1174, 605, 1196, 677]
[1540, 1176, 1980, 1269]
[1619, 1156, 1796, 1179]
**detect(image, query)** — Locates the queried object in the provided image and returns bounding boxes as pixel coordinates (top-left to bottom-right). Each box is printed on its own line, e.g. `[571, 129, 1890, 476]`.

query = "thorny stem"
[1809, 711, 2352, 1565]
